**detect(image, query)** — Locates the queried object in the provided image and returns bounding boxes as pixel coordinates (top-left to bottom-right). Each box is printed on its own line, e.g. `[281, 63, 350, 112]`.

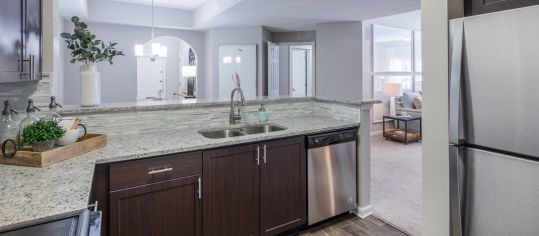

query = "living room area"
[363, 10, 423, 236]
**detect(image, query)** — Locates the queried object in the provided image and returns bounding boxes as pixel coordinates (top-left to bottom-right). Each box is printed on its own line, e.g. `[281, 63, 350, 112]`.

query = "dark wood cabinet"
[0, 0, 42, 83]
[202, 144, 260, 236]
[260, 137, 306, 236]
[107, 152, 202, 236]
[110, 176, 202, 236]
[465, 0, 539, 16]
[203, 137, 307, 236]
[93, 137, 308, 236]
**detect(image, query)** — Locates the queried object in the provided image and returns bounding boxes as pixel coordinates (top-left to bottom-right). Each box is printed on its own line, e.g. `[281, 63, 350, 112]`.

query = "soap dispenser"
[44, 96, 63, 123]
[0, 101, 19, 146]
[258, 104, 267, 123]
[18, 99, 41, 149]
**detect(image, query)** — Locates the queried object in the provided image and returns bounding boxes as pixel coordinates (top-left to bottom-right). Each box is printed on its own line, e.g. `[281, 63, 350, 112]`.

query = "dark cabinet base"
[109, 176, 202, 236]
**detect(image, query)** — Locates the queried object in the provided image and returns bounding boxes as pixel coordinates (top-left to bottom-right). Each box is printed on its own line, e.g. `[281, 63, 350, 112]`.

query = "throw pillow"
[413, 96, 423, 109]
[402, 92, 421, 109]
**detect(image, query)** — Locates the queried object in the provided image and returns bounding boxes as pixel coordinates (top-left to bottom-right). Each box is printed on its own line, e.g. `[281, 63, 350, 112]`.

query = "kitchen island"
[0, 97, 378, 233]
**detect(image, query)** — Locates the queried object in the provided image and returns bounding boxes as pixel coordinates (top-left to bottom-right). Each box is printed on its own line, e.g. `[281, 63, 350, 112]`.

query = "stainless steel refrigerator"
[449, 5, 539, 236]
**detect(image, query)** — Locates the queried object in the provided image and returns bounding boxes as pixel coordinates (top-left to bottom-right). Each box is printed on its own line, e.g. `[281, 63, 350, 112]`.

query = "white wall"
[53, 0, 65, 103]
[203, 26, 266, 99]
[62, 22, 205, 104]
[316, 22, 363, 100]
[421, 0, 463, 235]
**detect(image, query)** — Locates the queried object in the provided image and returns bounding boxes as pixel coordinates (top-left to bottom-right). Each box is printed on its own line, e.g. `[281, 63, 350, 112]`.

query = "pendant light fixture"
[134, 0, 167, 59]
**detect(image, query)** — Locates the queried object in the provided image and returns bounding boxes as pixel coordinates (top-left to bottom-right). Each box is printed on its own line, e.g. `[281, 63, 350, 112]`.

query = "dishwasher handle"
[307, 129, 357, 149]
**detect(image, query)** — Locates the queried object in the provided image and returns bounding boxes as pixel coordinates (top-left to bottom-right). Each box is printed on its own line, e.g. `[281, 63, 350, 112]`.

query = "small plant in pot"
[22, 120, 65, 152]
[61, 16, 125, 107]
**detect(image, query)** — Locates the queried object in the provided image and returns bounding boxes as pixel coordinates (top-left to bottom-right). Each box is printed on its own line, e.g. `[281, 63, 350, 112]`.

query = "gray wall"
[203, 26, 266, 99]
[62, 21, 205, 105]
[315, 22, 363, 100]
[271, 31, 316, 43]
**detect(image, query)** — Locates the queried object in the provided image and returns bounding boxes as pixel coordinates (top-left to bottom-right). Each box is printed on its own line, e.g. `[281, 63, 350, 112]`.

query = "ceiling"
[64, 0, 420, 32]
[111, 0, 207, 10]
[197, 0, 420, 31]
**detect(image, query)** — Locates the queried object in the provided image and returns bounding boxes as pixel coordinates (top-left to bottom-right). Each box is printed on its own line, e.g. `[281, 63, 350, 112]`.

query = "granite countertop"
[59, 96, 380, 115]
[0, 115, 359, 231]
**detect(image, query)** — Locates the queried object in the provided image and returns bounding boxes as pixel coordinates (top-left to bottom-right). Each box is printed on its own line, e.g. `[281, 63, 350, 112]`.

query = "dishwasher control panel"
[307, 129, 357, 149]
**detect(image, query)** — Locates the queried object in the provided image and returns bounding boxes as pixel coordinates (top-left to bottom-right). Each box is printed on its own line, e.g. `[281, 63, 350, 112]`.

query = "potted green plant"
[61, 16, 125, 107]
[22, 120, 65, 152]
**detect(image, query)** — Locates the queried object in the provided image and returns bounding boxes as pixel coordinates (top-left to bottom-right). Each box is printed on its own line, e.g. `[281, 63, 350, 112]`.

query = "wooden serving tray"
[0, 134, 107, 168]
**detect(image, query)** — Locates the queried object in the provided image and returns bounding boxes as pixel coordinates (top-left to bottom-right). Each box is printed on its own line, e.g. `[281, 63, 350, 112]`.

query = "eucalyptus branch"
[61, 16, 125, 65]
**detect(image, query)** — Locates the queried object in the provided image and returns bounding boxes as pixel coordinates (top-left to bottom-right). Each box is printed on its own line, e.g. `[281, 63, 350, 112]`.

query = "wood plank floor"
[300, 214, 409, 236]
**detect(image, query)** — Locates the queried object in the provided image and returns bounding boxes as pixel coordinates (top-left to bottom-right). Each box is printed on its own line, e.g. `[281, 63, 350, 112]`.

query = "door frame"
[279, 42, 316, 97]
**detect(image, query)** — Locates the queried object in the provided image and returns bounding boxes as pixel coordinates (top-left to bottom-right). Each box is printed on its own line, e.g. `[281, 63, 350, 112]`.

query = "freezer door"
[450, 146, 539, 236]
[449, 6, 539, 157]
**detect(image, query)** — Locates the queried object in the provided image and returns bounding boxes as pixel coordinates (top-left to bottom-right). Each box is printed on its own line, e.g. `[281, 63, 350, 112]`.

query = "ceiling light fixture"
[134, 0, 167, 59]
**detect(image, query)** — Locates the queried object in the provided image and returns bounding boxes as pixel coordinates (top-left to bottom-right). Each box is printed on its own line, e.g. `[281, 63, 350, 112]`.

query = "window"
[372, 25, 422, 121]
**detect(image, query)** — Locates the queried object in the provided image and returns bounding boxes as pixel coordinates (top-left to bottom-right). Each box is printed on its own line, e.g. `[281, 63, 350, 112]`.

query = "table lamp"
[383, 83, 403, 117]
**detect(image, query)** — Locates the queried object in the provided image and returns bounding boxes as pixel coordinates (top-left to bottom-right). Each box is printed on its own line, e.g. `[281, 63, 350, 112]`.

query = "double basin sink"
[199, 123, 287, 139]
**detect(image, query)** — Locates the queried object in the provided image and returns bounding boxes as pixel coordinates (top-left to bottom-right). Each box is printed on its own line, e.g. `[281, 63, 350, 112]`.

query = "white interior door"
[137, 57, 165, 101]
[268, 42, 280, 97]
[290, 48, 308, 97]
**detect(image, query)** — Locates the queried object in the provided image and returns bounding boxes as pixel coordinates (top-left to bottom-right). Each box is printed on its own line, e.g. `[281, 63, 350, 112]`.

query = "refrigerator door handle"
[449, 20, 464, 145]
[449, 145, 464, 236]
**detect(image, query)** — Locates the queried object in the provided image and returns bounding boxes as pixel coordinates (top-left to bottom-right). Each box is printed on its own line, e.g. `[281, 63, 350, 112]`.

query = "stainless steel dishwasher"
[307, 129, 357, 225]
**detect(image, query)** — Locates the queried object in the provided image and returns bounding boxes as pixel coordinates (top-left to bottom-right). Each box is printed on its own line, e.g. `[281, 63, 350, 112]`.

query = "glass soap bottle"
[0, 101, 19, 146]
[18, 99, 41, 149]
[258, 104, 267, 123]
[44, 96, 63, 123]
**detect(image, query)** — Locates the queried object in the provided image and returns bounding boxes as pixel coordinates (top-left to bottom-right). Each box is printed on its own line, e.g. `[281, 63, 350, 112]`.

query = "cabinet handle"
[88, 201, 99, 212]
[29, 54, 35, 79]
[256, 146, 260, 166]
[197, 177, 202, 199]
[263, 145, 267, 164]
[148, 167, 173, 175]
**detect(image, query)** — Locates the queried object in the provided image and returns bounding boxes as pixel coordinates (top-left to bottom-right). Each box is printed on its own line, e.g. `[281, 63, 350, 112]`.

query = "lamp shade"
[182, 66, 197, 77]
[383, 83, 403, 97]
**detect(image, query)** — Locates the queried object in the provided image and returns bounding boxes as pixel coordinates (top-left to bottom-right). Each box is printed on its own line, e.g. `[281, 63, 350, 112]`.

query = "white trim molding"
[354, 205, 374, 218]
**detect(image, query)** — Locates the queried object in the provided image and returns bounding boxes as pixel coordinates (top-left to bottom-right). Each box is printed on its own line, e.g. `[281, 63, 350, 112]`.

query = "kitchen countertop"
[0, 115, 359, 231]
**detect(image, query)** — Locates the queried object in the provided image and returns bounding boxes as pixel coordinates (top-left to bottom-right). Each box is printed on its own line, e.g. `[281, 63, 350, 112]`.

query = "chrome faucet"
[230, 87, 246, 125]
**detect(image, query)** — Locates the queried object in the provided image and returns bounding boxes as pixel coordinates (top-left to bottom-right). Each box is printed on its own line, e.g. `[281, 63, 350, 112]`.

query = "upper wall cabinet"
[0, 0, 42, 83]
[465, 0, 539, 16]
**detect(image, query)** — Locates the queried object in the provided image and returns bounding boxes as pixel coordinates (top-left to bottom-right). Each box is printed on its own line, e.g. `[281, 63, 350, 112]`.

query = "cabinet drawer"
[110, 151, 202, 191]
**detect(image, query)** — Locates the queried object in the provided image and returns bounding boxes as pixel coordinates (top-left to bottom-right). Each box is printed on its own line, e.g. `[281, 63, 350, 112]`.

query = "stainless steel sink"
[199, 123, 287, 139]
[199, 129, 245, 139]
[238, 124, 287, 134]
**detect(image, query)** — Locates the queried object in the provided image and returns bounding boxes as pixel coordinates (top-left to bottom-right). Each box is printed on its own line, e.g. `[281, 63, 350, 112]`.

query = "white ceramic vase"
[80, 63, 101, 107]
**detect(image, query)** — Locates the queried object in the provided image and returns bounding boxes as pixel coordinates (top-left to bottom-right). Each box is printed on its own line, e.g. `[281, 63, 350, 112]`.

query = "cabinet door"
[203, 144, 260, 236]
[260, 137, 306, 235]
[465, 0, 539, 16]
[0, 0, 23, 82]
[22, 0, 41, 80]
[109, 176, 202, 236]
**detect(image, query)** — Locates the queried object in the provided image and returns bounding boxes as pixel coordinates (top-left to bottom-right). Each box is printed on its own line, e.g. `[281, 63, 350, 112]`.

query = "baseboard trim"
[353, 205, 373, 218]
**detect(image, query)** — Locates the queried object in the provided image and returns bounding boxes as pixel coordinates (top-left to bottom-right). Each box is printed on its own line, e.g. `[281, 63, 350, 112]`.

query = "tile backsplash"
[0, 78, 52, 111]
